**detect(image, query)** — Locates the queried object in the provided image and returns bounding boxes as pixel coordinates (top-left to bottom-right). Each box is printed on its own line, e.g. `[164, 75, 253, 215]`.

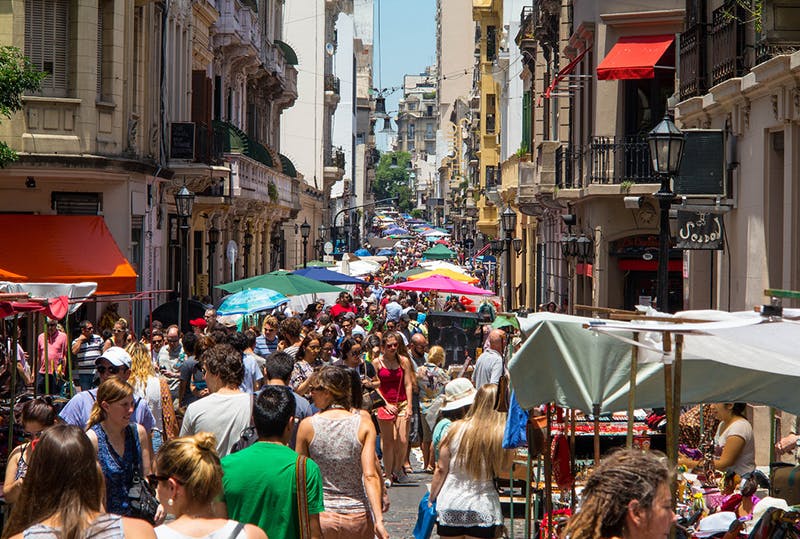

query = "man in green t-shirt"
[221, 386, 324, 539]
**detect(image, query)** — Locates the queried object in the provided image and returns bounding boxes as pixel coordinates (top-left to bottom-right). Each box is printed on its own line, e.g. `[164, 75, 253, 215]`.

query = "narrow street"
[384, 469, 429, 538]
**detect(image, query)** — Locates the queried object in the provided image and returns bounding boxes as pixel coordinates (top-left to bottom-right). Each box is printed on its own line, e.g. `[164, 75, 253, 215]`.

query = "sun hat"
[694, 512, 737, 538]
[746, 496, 790, 533]
[441, 378, 477, 411]
[96, 346, 132, 368]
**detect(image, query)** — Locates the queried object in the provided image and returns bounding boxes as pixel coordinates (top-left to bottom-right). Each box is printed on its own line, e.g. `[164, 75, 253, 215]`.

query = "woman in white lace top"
[429, 384, 512, 539]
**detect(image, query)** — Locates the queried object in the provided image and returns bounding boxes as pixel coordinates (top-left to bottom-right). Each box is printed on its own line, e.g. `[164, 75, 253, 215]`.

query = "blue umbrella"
[354, 248, 372, 256]
[376, 248, 396, 256]
[293, 267, 369, 285]
[217, 288, 289, 315]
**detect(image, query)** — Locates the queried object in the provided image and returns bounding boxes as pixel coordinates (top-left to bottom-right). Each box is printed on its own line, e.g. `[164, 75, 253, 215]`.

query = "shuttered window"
[96, 4, 103, 98]
[25, 0, 70, 97]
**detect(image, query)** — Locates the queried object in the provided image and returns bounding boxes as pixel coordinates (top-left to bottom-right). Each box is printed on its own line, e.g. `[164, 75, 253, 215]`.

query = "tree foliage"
[373, 151, 414, 212]
[0, 47, 46, 167]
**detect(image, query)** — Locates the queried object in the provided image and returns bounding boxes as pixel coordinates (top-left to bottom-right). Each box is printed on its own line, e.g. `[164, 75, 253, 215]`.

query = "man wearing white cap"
[59, 346, 156, 431]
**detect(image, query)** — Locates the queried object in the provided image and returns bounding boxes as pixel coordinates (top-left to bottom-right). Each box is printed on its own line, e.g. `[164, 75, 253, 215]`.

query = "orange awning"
[0, 215, 137, 295]
[597, 34, 675, 80]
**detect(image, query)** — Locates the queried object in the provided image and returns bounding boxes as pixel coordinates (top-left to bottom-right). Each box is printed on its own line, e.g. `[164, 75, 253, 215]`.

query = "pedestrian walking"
[221, 386, 324, 539]
[373, 330, 415, 487]
[86, 378, 156, 518]
[429, 384, 512, 538]
[296, 366, 388, 539]
[2, 424, 155, 539]
[151, 433, 265, 539]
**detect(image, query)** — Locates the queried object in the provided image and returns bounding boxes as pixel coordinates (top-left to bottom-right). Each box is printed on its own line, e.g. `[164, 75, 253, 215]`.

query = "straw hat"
[441, 378, 477, 411]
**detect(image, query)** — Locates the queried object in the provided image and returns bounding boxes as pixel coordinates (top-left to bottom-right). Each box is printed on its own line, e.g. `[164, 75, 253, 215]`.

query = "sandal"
[403, 465, 414, 474]
[424, 466, 435, 474]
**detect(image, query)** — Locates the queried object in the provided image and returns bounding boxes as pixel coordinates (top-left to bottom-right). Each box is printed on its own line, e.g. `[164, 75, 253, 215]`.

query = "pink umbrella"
[385, 275, 493, 295]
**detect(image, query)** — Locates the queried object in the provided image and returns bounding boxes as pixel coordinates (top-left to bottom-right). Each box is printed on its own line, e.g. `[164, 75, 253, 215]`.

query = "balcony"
[553, 136, 657, 189]
[323, 147, 345, 185]
[324, 74, 340, 107]
[213, 0, 260, 59]
[710, 1, 748, 88]
[516, 6, 536, 50]
[195, 122, 223, 165]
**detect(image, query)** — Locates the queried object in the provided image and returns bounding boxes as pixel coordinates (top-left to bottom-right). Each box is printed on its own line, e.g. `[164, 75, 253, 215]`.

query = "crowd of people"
[0, 260, 524, 539]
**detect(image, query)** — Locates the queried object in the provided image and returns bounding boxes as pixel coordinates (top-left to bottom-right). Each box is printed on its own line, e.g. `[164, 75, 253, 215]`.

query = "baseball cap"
[343, 312, 356, 320]
[695, 512, 736, 538]
[441, 378, 477, 411]
[96, 346, 132, 368]
[303, 319, 316, 327]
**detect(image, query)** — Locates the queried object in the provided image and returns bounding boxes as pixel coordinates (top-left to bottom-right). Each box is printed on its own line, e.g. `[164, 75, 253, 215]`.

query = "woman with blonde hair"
[560, 449, 674, 539]
[152, 434, 265, 539]
[103, 318, 131, 352]
[416, 345, 449, 473]
[127, 342, 177, 453]
[429, 384, 512, 539]
[2, 424, 155, 538]
[296, 366, 388, 539]
[86, 378, 154, 517]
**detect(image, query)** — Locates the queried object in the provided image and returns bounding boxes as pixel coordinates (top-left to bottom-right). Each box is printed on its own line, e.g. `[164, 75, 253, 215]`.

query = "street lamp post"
[174, 186, 195, 333]
[300, 219, 311, 268]
[317, 224, 326, 259]
[243, 229, 253, 277]
[647, 113, 685, 313]
[501, 206, 517, 312]
[207, 224, 220, 303]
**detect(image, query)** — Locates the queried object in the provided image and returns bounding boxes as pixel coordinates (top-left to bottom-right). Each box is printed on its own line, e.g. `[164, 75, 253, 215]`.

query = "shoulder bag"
[126, 425, 159, 524]
[375, 359, 404, 422]
[296, 454, 311, 539]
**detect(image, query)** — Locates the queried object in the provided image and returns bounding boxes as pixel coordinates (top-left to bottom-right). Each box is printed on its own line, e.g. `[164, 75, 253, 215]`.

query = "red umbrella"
[385, 275, 493, 296]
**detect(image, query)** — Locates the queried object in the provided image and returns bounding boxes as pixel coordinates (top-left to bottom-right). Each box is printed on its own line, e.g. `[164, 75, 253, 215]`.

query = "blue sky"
[374, 0, 436, 149]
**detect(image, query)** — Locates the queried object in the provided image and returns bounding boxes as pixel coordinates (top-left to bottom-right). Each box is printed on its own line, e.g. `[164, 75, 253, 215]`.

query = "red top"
[330, 303, 357, 319]
[378, 365, 406, 403]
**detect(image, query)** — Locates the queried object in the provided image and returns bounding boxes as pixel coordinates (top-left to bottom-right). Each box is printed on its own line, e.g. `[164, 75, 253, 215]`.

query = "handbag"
[296, 455, 311, 539]
[413, 492, 437, 539]
[126, 425, 159, 524]
[375, 359, 403, 422]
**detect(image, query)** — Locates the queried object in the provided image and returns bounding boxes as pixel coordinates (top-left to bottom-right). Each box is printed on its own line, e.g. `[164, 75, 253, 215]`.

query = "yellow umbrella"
[407, 268, 479, 284]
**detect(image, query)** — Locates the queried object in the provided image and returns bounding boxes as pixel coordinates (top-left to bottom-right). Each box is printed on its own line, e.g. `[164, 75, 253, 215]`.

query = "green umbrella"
[217, 270, 345, 296]
[292, 260, 336, 269]
[395, 266, 428, 280]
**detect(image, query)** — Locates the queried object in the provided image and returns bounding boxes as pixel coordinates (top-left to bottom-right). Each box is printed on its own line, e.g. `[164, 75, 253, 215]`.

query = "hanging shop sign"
[675, 210, 724, 250]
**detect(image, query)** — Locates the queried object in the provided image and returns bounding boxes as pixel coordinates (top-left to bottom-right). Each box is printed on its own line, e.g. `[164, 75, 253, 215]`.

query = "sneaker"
[384, 477, 392, 488]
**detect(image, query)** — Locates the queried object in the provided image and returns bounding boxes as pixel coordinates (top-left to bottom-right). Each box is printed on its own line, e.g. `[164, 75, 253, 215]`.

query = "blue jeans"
[151, 429, 163, 454]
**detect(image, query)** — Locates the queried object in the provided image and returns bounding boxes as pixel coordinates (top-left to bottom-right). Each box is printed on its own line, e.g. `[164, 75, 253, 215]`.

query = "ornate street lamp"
[501, 206, 517, 311]
[647, 113, 685, 312]
[174, 186, 194, 333]
[576, 234, 593, 260]
[300, 219, 311, 268]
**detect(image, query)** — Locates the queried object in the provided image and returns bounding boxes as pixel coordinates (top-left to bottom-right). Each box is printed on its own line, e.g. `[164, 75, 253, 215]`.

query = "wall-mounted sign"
[170, 122, 195, 160]
[675, 210, 724, 250]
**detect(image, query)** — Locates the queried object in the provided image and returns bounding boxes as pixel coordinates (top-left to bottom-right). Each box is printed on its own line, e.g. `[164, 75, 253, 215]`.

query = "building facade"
[0, 0, 313, 326]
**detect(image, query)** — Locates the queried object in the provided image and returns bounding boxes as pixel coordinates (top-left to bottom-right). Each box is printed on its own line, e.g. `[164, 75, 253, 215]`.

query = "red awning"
[597, 34, 675, 80]
[618, 259, 683, 272]
[542, 45, 592, 102]
[0, 215, 137, 295]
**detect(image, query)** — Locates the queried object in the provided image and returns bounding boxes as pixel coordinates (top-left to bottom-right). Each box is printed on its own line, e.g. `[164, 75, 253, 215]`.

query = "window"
[97, 0, 114, 101]
[486, 26, 497, 62]
[409, 102, 417, 111]
[51, 192, 103, 215]
[426, 105, 433, 116]
[425, 123, 434, 139]
[25, 0, 70, 97]
[408, 123, 415, 140]
[486, 94, 496, 134]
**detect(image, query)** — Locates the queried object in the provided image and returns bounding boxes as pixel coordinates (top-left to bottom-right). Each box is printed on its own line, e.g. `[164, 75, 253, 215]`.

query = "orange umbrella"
[407, 268, 479, 284]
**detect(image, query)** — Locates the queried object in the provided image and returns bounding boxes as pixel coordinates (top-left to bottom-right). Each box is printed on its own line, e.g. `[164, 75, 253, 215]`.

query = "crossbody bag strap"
[295, 454, 311, 539]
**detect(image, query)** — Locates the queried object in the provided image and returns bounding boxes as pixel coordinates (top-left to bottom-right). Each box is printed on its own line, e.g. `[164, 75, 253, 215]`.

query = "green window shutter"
[522, 91, 531, 152]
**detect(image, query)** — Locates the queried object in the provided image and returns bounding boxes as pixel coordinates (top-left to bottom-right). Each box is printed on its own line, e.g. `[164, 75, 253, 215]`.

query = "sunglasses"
[384, 342, 399, 349]
[23, 430, 43, 439]
[113, 329, 126, 334]
[146, 474, 182, 489]
[350, 348, 362, 355]
[96, 365, 121, 375]
[83, 327, 94, 332]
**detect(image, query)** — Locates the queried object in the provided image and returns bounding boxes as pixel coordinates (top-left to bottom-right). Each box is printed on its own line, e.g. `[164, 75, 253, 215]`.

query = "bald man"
[472, 329, 506, 388]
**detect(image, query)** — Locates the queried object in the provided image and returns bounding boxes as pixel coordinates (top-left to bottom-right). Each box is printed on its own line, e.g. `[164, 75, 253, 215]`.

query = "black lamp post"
[317, 224, 326, 259]
[647, 113, 685, 313]
[243, 229, 253, 277]
[207, 224, 219, 303]
[501, 206, 517, 311]
[300, 219, 311, 268]
[174, 186, 195, 333]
